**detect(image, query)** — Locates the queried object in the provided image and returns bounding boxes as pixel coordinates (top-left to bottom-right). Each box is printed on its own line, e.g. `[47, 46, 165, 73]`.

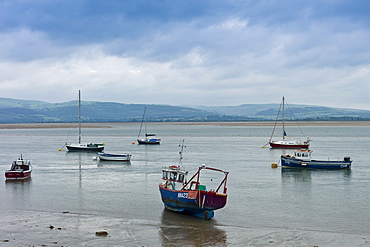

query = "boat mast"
[137, 107, 146, 139]
[144, 109, 147, 136]
[282, 96, 285, 141]
[78, 90, 81, 144]
[178, 139, 185, 167]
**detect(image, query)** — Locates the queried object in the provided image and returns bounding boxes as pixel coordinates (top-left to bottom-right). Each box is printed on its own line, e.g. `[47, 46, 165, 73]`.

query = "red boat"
[5, 156, 32, 180]
[158, 140, 229, 219]
[269, 140, 309, 149]
[264, 96, 311, 149]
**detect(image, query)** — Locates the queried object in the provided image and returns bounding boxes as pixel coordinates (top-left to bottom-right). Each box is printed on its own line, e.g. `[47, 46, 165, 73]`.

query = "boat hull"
[5, 170, 32, 180]
[97, 152, 131, 161]
[270, 142, 309, 149]
[281, 156, 352, 169]
[66, 143, 104, 152]
[158, 185, 227, 219]
[137, 139, 161, 145]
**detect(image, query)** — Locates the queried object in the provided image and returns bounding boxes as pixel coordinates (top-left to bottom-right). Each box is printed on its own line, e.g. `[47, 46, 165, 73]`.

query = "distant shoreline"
[0, 121, 369, 129]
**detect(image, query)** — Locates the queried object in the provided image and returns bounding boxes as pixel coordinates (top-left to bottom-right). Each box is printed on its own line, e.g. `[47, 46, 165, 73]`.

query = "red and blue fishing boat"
[158, 140, 229, 219]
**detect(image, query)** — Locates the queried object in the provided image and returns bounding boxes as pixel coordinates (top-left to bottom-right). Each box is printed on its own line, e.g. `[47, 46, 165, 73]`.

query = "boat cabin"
[291, 149, 312, 160]
[161, 166, 188, 190]
[10, 159, 30, 171]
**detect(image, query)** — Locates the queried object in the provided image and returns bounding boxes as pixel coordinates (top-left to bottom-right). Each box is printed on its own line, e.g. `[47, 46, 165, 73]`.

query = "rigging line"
[284, 99, 306, 137]
[269, 98, 283, 142]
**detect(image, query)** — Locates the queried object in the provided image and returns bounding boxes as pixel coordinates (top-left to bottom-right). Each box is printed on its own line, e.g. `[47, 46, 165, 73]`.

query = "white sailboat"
[266, 96, 310, 149]
[62, 90, 105, 152]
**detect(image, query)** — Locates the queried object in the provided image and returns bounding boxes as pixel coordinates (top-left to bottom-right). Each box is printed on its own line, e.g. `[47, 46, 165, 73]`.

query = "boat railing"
[181, 165, 229, 194]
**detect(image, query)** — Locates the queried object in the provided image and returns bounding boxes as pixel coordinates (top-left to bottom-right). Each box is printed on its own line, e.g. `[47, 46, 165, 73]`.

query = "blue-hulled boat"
[137, 107, 161, 145]
[158, 140, 229, 219]
[281, 149, 352, 169]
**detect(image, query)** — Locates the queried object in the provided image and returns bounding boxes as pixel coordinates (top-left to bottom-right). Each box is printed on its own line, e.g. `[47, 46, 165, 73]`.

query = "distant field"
[0, 121, 369, 129]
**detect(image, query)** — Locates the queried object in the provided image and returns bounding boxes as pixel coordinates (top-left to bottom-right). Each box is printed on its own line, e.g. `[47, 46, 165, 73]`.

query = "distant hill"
[0, 97, 370, 123]
[189, 104, 370, 120]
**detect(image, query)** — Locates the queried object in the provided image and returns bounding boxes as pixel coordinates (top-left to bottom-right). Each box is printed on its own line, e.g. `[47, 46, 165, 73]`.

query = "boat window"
[170, 172, 177, 180]
[178, 174, 184, 182]
[162, 171, 169, 179]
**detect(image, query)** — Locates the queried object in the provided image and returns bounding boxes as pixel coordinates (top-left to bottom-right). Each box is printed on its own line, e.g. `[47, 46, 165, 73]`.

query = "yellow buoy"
[58, 149, 62, 151]
[271, 162, 278, 168]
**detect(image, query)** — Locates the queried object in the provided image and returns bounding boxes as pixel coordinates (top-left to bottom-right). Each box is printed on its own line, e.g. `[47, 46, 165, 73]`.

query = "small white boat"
[5, 155, 32, 180]
[97, 152, 132, 161]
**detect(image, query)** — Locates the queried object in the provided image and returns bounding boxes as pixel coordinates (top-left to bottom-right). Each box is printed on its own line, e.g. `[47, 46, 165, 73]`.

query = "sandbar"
[0, 121, 369, 129]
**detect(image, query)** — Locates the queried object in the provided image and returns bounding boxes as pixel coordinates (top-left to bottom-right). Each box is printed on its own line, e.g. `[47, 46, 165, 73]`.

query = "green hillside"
[0, 98, 370, 123]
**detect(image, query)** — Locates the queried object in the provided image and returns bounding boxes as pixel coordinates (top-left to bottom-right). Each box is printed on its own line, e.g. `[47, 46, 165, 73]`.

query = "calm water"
[1, 123, 370, 245]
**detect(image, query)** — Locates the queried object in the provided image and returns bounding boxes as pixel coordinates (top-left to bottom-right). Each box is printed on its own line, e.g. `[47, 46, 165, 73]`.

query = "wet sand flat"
[0, 209, 368, 246]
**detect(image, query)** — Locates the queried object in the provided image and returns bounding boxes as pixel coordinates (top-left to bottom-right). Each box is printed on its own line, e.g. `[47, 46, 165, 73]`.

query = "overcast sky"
[0, 0, 369, 109]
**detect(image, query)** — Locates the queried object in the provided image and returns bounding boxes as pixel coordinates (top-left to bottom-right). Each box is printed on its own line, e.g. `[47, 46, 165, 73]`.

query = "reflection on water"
[97, 161, 132, 167]
[281, 169, 313, 181]
[5, 178, 32, 186]
[5, 178, 32, 209]
[159, 209, 227, 247]
[281, 168, 352, 182]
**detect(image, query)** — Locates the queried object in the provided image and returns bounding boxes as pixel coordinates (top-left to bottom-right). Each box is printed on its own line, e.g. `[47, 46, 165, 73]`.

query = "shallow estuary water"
[1, 123, 370, 246]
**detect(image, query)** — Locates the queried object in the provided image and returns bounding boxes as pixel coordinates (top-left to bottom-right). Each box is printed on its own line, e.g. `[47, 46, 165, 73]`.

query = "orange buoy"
[132, 142, 135, 144]
[271, 162, 278, 168]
